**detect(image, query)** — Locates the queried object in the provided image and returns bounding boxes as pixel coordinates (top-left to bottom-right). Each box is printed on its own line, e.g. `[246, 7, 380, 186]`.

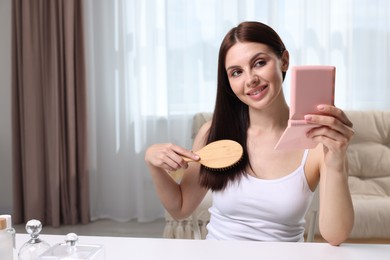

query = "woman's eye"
[231, 70, 242, 77]
[254, 60, 266, 67]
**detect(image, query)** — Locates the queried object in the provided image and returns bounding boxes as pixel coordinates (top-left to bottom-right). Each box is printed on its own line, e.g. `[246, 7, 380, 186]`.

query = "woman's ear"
[281, 50, 289, 72]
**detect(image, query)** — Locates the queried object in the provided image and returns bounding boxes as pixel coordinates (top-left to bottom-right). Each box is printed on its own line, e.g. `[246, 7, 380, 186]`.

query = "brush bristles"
[204, 157, 242, 172]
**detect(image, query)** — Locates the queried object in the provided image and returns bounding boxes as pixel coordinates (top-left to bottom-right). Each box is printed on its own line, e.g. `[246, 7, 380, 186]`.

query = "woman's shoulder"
[199, 120, 212, 133]
[192, 120, 212, 149]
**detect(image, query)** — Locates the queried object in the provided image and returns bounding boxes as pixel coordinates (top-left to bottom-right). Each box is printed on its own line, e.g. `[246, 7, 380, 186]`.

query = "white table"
[16, 234, 390, 260]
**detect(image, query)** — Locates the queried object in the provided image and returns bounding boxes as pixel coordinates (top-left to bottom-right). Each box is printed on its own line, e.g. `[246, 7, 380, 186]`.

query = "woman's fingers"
[304, 105, 354, 151]
[146, 143, 200, 171]
[317, 105, 353, 128]
[307, 126, 350, 151]
[305, 106, 354, 137]
[305, 115, 354, 140]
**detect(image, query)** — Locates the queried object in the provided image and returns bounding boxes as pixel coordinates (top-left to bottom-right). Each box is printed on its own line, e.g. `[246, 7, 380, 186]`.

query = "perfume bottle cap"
[65, 233, 79, 246]
[25, 219, 43, 238]
[0, 214, 12, 228]
[0, 218, 6, 230]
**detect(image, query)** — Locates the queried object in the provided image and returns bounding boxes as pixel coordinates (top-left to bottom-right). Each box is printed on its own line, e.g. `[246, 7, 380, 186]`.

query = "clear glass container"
[38, 233, 104, 260]
[18, 219, 51, 260]
[0, 216, 16, 260]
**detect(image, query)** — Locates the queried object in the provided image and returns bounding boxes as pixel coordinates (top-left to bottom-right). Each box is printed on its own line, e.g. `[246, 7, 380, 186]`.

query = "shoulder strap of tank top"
[300, 149, 309, 166]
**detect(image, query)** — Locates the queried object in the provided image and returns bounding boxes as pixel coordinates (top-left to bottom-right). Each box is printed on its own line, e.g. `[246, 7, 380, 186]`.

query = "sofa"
[343, 111, 390, 241]
[163, 110, 390, 242]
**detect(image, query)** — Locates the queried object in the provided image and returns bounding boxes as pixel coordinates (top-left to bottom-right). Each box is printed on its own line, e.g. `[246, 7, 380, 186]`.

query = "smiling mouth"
[248, 85, 268, 95]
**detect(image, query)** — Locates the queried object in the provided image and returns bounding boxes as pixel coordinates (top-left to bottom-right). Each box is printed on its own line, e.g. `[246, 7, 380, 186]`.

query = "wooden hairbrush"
[183, 139, 243, 171]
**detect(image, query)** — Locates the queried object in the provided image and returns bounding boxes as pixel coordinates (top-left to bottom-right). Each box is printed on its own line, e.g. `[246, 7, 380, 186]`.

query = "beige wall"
[0, 0, 13, 214]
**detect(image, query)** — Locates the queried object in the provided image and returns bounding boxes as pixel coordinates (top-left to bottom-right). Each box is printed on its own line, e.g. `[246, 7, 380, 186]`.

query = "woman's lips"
[247, 85, 268, 96]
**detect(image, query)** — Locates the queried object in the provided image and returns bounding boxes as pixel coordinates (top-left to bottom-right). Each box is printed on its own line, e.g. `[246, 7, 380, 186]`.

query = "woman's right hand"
[145, 143, 200, 172]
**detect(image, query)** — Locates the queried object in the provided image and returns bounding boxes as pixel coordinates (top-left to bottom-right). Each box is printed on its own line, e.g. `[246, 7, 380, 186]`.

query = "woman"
[145, 21, 354, 245]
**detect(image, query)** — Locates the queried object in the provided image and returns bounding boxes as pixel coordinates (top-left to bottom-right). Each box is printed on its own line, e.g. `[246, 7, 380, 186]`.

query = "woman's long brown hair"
[199, 21, 287, 191]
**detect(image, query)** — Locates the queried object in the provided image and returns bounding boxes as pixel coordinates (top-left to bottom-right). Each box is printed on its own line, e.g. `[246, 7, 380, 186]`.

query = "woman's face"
[225, 42, 289, 110]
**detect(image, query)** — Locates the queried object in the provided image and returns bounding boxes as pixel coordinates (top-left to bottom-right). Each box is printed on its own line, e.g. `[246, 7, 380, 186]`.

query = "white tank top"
[206, 149, 314, 242]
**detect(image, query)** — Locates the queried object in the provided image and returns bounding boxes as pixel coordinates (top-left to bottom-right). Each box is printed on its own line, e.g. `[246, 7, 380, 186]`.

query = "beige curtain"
[12, 0, 89, 226]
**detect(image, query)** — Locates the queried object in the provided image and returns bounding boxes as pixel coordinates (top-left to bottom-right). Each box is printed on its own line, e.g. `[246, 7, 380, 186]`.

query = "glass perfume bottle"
[18, 219, 51, 260]
[38, 233, 104, 260]
[0, 216, 16, 260]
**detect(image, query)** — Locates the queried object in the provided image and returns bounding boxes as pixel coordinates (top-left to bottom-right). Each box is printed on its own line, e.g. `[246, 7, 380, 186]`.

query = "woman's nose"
[246, 74, 260, 87]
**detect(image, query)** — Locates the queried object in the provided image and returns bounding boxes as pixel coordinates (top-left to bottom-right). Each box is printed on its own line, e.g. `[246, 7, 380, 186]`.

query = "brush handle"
[180, 140, 243, 170]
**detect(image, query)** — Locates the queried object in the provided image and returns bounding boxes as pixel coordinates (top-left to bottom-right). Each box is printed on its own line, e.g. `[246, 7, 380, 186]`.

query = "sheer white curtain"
[83, 0, 390, 222]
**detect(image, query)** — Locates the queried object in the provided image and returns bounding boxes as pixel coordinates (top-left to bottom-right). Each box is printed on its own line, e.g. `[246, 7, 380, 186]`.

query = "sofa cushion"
[350, 194, 390, 238]
[349, 176, 390, 197]
[346, 111, 390, 144]
[348, 143, 390, 179]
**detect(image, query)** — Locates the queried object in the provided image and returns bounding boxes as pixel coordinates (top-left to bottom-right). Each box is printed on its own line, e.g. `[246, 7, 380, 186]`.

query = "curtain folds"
[12, 0, 89, 226]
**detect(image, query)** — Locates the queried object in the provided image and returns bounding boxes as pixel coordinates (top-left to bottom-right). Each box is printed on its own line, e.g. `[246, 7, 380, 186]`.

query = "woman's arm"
[305, 105, 355, 246]
[144, 122, 210, 220]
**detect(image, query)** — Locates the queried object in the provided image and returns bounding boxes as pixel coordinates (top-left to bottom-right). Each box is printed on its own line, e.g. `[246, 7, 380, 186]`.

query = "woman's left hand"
[304, 104, 354, 167]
